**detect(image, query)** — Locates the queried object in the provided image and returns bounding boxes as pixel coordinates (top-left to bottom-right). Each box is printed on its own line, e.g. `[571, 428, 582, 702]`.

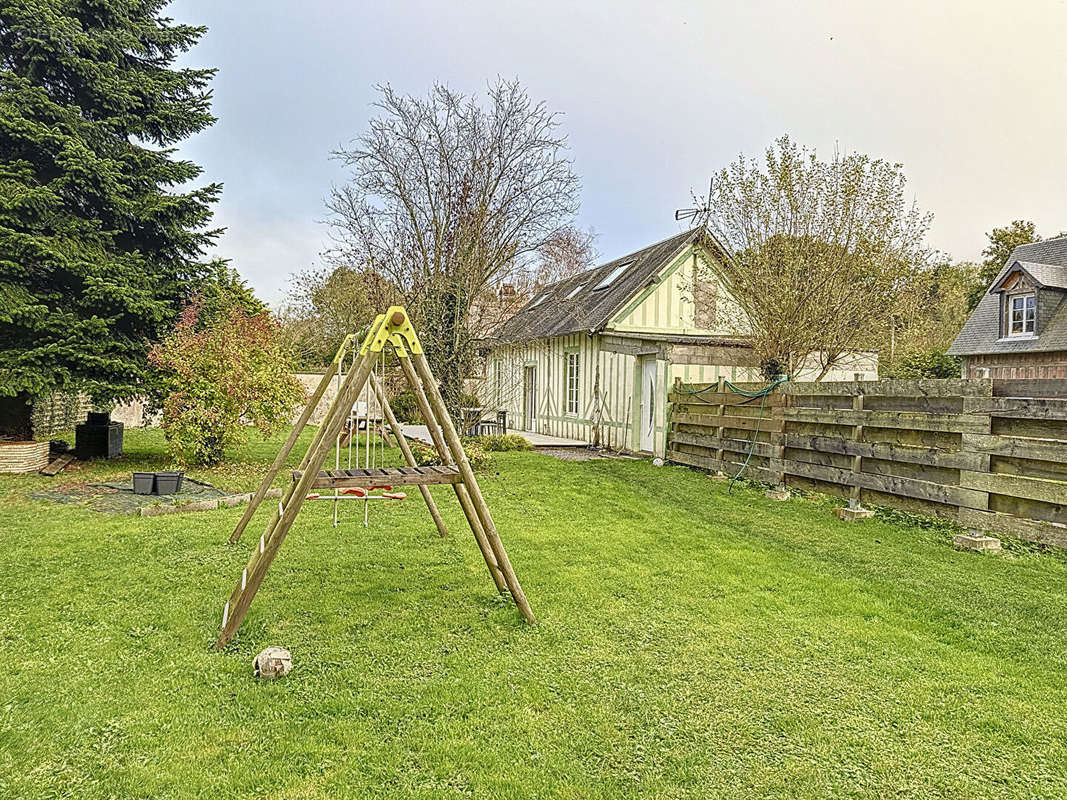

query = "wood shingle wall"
[667, 378, 1067, 547]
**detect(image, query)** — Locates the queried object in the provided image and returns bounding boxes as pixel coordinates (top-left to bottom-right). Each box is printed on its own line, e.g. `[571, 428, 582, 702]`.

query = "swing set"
[216, 307, 534, 649]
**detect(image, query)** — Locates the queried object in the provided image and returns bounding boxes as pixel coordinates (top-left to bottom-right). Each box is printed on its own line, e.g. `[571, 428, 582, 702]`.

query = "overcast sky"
[170, 0, 1067, 305]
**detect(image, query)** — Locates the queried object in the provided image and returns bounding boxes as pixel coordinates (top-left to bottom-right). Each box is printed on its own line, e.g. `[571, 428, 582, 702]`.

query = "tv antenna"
[674, 178, 714, 222]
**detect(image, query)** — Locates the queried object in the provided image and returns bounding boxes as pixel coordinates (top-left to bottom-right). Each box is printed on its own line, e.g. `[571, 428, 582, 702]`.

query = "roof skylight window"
[593, 261, 633, 290]
[528, 292, 548, 308]
[564, 283, 584, 300]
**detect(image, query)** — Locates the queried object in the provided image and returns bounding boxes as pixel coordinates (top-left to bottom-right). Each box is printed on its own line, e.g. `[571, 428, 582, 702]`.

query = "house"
[948, 236, 1067, 380]
[477, 228, 878, 457]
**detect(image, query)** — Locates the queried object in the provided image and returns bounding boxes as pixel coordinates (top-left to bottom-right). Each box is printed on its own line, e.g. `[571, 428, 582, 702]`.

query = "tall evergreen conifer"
[0, 0, 220, 417]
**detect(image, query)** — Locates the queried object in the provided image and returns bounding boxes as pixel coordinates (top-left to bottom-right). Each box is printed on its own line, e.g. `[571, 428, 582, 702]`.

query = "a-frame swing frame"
[216, 307, 534, 648]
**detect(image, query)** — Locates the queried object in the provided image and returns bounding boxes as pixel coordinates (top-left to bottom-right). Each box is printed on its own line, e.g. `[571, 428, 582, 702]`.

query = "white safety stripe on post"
[241, 568, 247, 590]
[222, 600, 229, 628]
[259, 534, 265, 554]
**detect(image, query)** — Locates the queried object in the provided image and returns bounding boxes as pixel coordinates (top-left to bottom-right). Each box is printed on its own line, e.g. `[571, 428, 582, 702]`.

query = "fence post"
[958, 389, 999, 549]
[769, 386, 787, 493]
[715, 376, 727, 474]
[850, 392, 865, 511]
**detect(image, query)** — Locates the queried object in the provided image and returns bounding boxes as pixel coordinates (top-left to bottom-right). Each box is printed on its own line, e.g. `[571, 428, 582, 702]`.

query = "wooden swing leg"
[370, 372, 448, 538]
[216, 344, 379, 648]
[229, 335, 354, 543]
[411, 353, 535, 623]
[397, 356, 508, 594]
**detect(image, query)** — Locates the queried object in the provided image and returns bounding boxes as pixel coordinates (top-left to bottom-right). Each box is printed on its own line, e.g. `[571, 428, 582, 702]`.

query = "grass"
[2, 428, 1067, 798]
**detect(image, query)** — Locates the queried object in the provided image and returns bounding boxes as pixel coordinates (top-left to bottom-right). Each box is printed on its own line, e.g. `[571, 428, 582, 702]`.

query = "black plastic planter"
[154, 471, 184, 495]
[133, 472, 155, 495]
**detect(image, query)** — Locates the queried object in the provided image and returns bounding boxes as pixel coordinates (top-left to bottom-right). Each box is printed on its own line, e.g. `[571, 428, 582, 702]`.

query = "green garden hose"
[674, 375, 789, 492]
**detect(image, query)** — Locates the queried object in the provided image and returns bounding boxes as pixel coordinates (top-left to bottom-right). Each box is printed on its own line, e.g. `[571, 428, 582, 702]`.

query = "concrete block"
[139, 503, 175, 517]
[953, 533, 1002, 553]
[708, 472, 729, 482]
[265, 488, 283, 499]
[219, 492, 253, 507]
[179, 499, 220, 513]
[765, 488, 791, 501]
[836, 506, 875, 522]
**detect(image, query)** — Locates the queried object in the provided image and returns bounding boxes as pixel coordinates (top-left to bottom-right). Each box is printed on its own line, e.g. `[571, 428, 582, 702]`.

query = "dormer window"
[1009, 293, 1036, 336]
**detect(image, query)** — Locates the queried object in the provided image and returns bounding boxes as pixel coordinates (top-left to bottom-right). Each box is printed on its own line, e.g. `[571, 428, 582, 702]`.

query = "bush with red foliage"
[149, 301, 305, 465]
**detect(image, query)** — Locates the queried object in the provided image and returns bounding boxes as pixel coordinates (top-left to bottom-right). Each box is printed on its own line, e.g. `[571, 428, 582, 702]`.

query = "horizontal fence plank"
[783, 378, 993, 398]
[784, 460, 989, 509]
[672, 412, 784, 432]
[670, 431, 778, 459]
[782, 434, 984, 470]
[961, 433, 1067, 463]
[959, 508, 1067, 547]
[668, 391, 786, 407]
[783, 407, 989, 434]
[961, 471, 1067, 507]
[963, 397, 1067, 421]
[993, 379, 1067, 399]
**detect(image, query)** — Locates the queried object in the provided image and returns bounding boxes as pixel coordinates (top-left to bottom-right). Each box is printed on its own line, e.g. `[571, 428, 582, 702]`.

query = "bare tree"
[468, 225, 597, 342]
[277, 265, 401, 369]
[694, 135, 932, 380]
[326, 79, 581, 412]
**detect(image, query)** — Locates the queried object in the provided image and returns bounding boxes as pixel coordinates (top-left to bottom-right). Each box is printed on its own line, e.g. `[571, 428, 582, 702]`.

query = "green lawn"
[2, 428, 1066, 799]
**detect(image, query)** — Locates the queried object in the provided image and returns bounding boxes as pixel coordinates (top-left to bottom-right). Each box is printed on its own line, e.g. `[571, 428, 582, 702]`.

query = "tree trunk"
[0, 392, 35, 440]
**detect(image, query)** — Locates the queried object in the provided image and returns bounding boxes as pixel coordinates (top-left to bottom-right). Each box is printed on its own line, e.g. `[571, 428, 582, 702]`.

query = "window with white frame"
[1008, 293, 1036, 336]
[565, 352, 579, 415]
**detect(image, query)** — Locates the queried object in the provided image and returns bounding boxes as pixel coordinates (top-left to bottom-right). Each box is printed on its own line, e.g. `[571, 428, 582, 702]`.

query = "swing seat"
[293, 466, 462, 489]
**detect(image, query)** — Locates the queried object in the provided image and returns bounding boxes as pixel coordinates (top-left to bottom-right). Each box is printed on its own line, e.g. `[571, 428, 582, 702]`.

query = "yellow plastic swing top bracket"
[359, 306, 423, 355]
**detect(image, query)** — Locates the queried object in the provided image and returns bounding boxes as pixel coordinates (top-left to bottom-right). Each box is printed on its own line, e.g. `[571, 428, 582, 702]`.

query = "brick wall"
[964, 351, 1067, 380]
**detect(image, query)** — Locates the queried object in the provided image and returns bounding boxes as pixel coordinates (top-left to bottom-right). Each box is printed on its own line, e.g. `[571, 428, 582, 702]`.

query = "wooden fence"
[666, 378, 1067, 548]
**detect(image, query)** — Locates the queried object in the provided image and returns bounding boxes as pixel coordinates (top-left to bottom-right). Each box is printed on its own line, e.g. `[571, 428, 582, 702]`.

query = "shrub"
[149, 301, 305, 465]
[409, 438, 492, 472]
[389, 390, 420, 424]
[892, 350, 962, 379]
[470, 433, 532, 452]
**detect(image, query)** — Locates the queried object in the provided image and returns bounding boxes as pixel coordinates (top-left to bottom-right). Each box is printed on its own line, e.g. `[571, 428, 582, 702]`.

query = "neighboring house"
[948, 236, 1067, 379]
[477, 228, 878, 457]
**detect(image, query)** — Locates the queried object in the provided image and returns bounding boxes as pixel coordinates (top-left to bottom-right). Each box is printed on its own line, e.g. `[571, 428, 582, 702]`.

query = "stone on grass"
[253, 646, 293, 679]
[765, 488, 791, 501]
[953, 533, 1002, 553]
[219, 492, 253, 508]
[139, 498, 220, 517]
[836, 506, 875, 522]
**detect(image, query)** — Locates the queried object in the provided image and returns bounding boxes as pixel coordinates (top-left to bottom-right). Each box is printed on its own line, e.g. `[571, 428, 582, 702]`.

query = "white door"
[640, 357, 657, 452]
[524, 365, 537, 431]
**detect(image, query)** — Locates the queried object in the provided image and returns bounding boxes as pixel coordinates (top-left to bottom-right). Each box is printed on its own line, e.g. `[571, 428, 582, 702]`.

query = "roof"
[492, 228, 712, 343]
[948, 235, 1067, 356]
[1002, 261, 1067, 291]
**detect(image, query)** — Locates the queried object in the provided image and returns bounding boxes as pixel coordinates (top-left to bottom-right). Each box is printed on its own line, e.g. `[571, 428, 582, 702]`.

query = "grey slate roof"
[493, 228, 713, 343]
[948, 235, 1067, 356]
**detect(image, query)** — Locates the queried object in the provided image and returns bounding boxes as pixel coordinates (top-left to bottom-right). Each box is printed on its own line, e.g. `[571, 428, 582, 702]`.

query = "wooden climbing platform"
[294, 465, 462, 488]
